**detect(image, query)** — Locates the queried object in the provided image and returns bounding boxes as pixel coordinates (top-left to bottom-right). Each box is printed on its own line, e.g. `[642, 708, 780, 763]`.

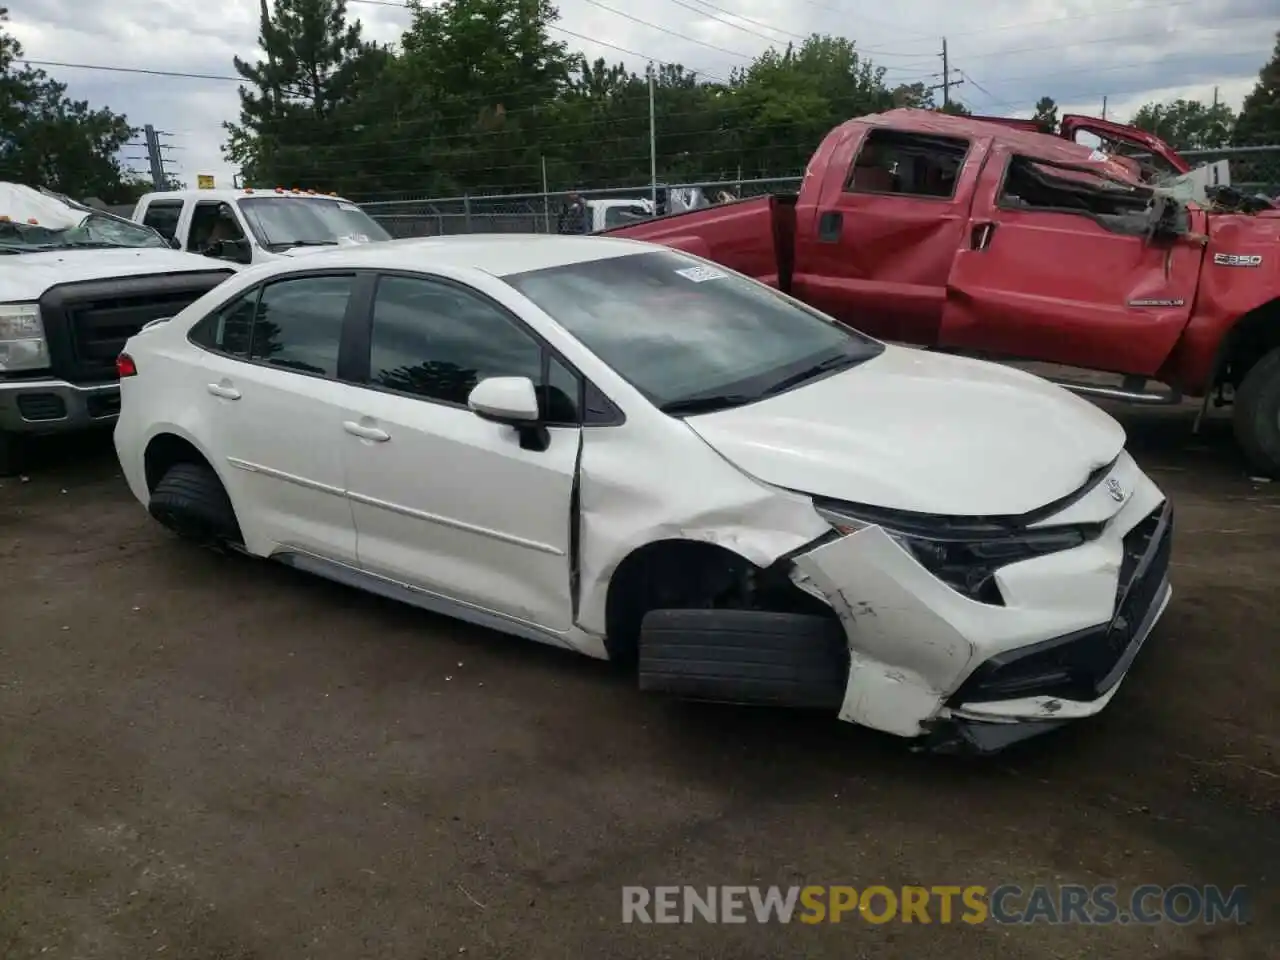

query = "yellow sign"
[197, 174, 215, 189]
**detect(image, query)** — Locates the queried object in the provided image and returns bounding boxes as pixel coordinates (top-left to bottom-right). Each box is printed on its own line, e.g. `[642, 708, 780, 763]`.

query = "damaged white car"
[112, 235, 1173, 753]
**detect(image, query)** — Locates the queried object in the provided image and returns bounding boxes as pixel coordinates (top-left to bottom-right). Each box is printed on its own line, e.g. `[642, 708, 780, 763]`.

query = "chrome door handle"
[343, 420, 390, 442]
[206, 383, 241, 400]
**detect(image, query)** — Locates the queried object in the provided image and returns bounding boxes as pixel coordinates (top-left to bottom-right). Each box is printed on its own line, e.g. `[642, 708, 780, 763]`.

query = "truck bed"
[602, 194, 796, 291]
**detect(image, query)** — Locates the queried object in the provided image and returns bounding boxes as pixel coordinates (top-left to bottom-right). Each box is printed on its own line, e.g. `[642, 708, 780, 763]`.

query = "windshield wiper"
[660, 393, 757, 416]
[761, 351, 870, 397]
[282, 240, 339, 247]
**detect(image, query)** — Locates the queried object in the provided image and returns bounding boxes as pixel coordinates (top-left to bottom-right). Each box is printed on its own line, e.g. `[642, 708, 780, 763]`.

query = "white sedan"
[113, 235, 1172, 753]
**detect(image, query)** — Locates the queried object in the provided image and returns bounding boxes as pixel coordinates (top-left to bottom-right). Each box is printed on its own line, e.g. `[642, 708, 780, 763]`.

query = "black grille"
[38, 270, 233, 384]
[949, 502, 1173, 704]
[65, 292, 200, 380]
[16, 392, 67, 422]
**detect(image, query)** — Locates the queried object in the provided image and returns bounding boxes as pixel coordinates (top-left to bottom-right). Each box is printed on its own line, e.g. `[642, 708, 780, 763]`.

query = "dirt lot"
[1, 403, 1277, 959]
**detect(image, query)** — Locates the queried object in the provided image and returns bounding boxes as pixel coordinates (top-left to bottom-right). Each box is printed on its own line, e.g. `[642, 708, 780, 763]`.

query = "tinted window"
[367, 276, 543, 407]
[192, 288, 258, 356]
[503, 250, 882, 410]
[142, 201, 182, 241]
[249, 275, 353, 377]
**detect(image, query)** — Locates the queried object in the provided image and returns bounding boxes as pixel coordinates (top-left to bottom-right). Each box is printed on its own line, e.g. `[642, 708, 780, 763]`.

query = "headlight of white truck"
[0, 302, 50, 374]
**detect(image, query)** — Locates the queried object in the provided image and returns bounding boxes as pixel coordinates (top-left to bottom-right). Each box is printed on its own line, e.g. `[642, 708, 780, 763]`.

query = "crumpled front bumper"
[788, 455, 1172, 751]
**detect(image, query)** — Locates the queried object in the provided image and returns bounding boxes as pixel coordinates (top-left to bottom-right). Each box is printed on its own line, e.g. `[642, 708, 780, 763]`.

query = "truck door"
[791, 125, 988, 344]
[940, 144, 1205, 376]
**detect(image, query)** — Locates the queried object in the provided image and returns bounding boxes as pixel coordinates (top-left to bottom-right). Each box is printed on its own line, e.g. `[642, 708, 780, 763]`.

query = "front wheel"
[1232, 346, 1280, 478]
[0, 431, 24, 478]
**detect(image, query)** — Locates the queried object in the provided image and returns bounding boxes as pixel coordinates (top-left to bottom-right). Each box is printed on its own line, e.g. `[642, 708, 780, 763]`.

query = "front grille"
[65, 291, 206, 381]
[39, 271, 233, 384]
[949, 502, 1173, 704]
[16, 392, 67, 422]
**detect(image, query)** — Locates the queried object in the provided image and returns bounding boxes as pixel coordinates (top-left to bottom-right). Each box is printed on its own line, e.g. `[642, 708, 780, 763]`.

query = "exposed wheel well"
[602, 538, 835, 663]
[1221, 298, 1280, 389]
[144, 433, 216, 494]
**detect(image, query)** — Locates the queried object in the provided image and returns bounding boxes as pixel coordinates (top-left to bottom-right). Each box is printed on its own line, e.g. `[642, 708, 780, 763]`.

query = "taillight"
[117, 353, 138, 378]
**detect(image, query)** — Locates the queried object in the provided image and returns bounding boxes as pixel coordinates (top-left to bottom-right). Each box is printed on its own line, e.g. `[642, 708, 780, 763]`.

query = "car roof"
[258, 233, 657, 277]
[141, 188, 353, 204]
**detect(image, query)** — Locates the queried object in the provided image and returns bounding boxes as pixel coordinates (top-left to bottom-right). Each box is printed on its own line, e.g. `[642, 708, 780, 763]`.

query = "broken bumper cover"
[790, 459, 1172, 750]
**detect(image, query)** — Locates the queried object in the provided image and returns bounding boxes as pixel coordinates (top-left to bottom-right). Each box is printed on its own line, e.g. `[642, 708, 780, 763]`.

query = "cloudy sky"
[7, 0, 1276, 192]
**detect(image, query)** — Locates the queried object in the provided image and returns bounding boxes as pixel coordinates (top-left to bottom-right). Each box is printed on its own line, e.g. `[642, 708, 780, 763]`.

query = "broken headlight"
[814, 503, 1094, 605]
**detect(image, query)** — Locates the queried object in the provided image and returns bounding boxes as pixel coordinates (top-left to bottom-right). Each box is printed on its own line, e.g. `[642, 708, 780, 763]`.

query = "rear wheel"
[1232, 346, 1280, 477]
[149, 461, 242, 550]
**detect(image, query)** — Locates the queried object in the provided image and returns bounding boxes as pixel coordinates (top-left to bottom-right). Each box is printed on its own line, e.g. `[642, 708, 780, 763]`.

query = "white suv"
[113, 234, 1173, 754]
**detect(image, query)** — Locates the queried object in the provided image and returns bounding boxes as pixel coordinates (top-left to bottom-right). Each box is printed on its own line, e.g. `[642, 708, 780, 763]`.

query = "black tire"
[149, 461, 242, 549]
[0, 431, 25, 478]
[1232, 346, 1280, 477]
[638, 608, 849, 711]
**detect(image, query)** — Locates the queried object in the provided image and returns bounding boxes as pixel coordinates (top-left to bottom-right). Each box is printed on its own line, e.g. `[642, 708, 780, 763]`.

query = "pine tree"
[223, 0, 377, 188]
[1234, 31, 1280, 147]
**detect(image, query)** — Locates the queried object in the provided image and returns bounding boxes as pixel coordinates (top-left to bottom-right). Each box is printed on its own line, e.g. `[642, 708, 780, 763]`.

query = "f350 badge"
[1213, 253, 1263, 267]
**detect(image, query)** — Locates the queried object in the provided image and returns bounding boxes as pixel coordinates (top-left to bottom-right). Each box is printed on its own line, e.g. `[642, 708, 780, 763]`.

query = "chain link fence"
[360, 146, 1279, 238]
[361, 177, 802, 238]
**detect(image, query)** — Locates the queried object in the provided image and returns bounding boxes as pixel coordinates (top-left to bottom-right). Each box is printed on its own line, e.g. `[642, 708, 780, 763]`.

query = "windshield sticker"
[1088, 149, 1110, 162]
[675, 265, 727, 283]
[337, 202, 360, 211]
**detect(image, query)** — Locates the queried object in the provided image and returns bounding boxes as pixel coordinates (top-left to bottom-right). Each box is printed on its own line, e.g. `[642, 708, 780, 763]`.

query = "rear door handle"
[206, 383, 241, 400]
[970, 222, 996, 251]
[818, 210, 843, 243]
[343, 420, 390, 442]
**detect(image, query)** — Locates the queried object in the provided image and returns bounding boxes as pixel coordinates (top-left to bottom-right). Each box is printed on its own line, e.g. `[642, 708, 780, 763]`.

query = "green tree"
[726, 35, 894, 178]
[1032, 96, 1058, 130]
[0, 7, 135, 200]
[1130, 97, 1235, 150]
[1234, 30, 1280, 146]
[224, 0, 382, 190]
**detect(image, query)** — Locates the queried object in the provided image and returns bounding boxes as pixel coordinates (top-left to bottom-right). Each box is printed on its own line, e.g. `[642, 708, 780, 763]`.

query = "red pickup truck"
[606, 109, 1280, 475]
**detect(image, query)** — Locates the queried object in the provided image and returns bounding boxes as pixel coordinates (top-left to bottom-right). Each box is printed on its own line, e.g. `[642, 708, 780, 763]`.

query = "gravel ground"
[0, 402, 1276, 959]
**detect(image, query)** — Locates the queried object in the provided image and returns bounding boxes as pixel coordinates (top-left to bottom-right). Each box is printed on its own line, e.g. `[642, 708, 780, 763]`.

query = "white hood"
[683, 345, 1126, 516]
[0, 248, 234, 302]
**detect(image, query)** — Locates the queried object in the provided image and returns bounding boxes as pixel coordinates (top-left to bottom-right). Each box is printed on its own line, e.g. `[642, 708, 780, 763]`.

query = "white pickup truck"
[131, 188, 392, 266]
[0, 184, 239, 475]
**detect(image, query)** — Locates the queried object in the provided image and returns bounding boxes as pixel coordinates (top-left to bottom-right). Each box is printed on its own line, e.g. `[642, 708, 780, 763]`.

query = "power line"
[580, 0, 753, 61]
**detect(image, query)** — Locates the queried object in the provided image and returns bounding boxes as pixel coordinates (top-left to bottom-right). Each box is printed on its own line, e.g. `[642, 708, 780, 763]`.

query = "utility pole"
[648, 63, 657, 206]
[143, 125, 165, 190]
[1212, 86, 1219, 108]
[926, 38, 962, 107]
[1101, 96, 1107, 120]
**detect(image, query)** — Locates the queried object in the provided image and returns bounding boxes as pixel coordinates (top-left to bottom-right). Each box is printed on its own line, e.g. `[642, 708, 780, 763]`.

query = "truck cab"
[0, 183, 238, 474]
[132, 187, 393, 267]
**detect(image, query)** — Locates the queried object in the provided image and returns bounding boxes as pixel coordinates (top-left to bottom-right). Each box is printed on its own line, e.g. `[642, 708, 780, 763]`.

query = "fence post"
[463, 194, 472, 233]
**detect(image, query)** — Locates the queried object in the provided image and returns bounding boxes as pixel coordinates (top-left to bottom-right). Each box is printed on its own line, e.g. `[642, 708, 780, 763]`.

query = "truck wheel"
[149, 461, 242, 550]
[0, 432, 24, 478]
[1233, 346, 1280, 478]
[638, 608, 849, 711]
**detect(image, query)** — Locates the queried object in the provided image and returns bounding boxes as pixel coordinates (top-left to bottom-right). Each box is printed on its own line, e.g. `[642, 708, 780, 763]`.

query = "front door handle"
[206, 383, 241, 400]
[343, 420, 390, 442]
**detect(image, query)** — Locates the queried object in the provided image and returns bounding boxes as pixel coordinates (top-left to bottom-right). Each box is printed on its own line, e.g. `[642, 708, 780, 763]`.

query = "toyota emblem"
[1105, 477, 1125, 502]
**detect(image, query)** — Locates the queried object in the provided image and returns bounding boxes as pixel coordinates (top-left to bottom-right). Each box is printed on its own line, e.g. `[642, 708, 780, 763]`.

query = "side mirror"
[468, 376, 540, 424]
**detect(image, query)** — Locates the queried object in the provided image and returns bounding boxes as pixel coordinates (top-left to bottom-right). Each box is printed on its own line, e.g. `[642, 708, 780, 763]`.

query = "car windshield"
[236, 196, 391, 251]
[0, 210, 168, 254]
[503, 249, 884, 414]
